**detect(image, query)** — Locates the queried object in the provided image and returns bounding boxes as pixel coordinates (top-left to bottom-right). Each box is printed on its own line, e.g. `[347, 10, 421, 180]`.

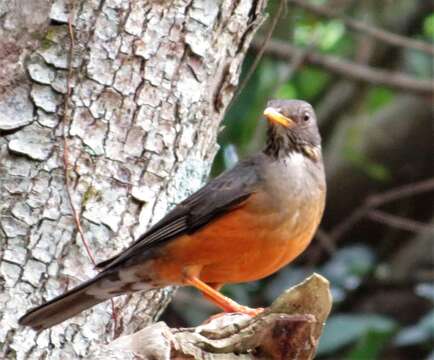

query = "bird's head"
[263, 99, 321, 161]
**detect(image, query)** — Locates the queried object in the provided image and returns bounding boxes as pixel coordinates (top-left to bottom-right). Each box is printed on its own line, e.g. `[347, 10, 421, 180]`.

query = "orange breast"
[148, 191, 325, 285]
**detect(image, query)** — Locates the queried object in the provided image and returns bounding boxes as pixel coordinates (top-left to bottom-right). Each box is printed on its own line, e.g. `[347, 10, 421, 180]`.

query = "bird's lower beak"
[263, 107, 295, 128]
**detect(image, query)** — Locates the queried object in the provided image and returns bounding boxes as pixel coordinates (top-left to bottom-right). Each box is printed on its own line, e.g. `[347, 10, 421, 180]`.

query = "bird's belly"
[199, 210, 318, 283]
[149, 198, 323, 285]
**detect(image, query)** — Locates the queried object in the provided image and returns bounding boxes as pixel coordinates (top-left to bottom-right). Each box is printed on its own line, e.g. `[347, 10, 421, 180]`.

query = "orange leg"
[200, 282, 223, 305]
[184, 275, 263, 316]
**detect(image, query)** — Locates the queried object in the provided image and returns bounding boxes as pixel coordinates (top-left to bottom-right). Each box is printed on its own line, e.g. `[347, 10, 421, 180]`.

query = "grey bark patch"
[36, 25, 82, 70]
[0, 85, 34, 130]
[27, 55, 56, 84]
[1, 261, 22, 287]
[50, 0, 69, 23]
[30, 84, 61, 113]
[0, 216, 28, 237]
[3, 0, 51, 33]
[8, 123, 53, 160]
[51, 69, 68, 94]
[22, 259, 47, 286]
[83, 186, 127, 233]
[38, 41, 69, 69]
[87, 46, 116, 85]
[37, 109, 59, 128]
[8, 138, 51, 160]
[11, 202, 37, 225]
[3, 245, 27, 266]
[70, 107, 108, 155]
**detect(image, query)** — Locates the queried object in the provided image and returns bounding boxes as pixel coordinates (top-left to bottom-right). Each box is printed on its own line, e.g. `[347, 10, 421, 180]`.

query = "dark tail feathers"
[19, 271, 120, 331]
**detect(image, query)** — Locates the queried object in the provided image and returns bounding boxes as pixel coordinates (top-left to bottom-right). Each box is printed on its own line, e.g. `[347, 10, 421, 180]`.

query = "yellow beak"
[263, 107, 295, 128]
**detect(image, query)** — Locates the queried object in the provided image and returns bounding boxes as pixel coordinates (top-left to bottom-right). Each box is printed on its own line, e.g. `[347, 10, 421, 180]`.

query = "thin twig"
[315, 228, 336, 255]
[329, 178, 434, 242]
[243, 3, 310, 151]
[63, 0, 118, 335]
[231, 0, 285, 106]
[289, 0, 434, 56]
[328, 207, 364, 244]
[366, 178, 434, 207]
[270, 40, 315, 96]
[368, 210, 434, 233]
[253, 38, 434, 96]
[63, 2, 96, 265]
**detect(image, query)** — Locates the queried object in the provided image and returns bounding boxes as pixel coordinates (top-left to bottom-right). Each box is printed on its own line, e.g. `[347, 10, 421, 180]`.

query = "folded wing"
[95, 155, 264, 270]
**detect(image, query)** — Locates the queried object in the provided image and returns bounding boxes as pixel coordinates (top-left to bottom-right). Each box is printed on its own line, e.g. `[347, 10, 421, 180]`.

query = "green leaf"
[423, 13, 434, 40]
[318, 20, 345, 51]
[320, 245, 375, 290]
[364, 162, 391, 182]
[317, 314, 397, 355]
[404, 49, 433, 78]
[294, 19, 345, 51]
[394, 310, 434, 346]
[416, 283, 434, 303]
[319, 245, 375, 304]
[294, 24, 315, 47]
[276, 83, 297, 99]
[344, 147, 391, 182]
[295, 67, 330, 99]
[365, 87, 394, 115]
[347, 329, 395, 360]
[394, 325, 430, 346]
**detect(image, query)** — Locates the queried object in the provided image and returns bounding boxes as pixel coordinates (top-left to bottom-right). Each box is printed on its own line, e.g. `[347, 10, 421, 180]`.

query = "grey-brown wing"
[95, 154, 264, 270]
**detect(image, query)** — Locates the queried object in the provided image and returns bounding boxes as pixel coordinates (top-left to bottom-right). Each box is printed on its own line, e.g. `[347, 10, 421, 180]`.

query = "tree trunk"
[0, 0, 266, 358]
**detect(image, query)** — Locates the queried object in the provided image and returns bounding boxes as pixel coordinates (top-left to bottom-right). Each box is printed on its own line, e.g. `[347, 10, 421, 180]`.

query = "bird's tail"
[19, 270, 130, 331]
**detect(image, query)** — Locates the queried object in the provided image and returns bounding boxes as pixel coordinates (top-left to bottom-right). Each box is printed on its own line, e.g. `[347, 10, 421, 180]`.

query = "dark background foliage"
[164, 1, 434, 358]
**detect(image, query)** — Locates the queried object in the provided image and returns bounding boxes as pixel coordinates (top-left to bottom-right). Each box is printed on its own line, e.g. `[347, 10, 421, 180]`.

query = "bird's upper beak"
[263, 107, 295, 128]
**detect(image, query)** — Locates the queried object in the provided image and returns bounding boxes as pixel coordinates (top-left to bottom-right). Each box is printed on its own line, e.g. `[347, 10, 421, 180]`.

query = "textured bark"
[0, 0, 266, 358]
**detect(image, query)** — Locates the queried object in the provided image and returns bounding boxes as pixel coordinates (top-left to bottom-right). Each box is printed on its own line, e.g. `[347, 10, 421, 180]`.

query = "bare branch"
[270, 41, 316, 96]
[289, 0, 434, 56]
[232, 0, 284, 105]
[95, 274, 332, 360]
[329, 178, 434, 242]
[366, 178, 434, 207]
[253, 38, 434, 96]
[315, 228, 337, 255]
[368, 210, 434, 233]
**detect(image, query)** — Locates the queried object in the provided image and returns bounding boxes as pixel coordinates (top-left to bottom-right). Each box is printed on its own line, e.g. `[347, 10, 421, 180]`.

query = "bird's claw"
[204, 306, 264, 324]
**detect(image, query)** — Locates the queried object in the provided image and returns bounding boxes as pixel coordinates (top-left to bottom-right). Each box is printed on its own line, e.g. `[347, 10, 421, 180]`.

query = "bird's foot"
[184, 274, 264, 319]
[203, 306, 264, 324]
[228, 305, 264, 317]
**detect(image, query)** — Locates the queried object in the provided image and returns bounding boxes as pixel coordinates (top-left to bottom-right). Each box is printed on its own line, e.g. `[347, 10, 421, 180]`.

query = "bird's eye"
[303, 113, 310, 122]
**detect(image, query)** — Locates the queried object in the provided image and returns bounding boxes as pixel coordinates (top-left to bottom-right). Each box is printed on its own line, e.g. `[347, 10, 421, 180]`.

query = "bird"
[19, 99, 326, 331]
